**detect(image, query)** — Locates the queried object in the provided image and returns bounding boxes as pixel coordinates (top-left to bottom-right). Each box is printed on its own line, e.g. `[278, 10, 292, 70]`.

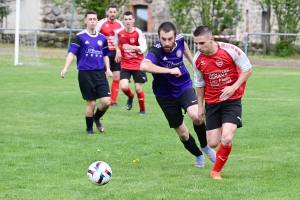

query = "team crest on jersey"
[176, 50, 182, 58]
[97, 40, 103, 46]
[130, 38, 135, 43]
[216, 60, 223, 67]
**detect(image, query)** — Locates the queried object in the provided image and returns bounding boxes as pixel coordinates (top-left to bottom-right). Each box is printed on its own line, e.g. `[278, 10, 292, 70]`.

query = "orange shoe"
[210, 171, 223, 180]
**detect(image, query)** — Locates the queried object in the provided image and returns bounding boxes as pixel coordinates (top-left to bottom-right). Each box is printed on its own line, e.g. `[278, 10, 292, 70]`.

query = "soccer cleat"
[210, 171, 223, 180]
[110, 102, 118, 107]
[86, 129, 94, 134]
[202, 145, 216, 163]
[126, 95, 134, 110]
[139, 110, 146, 115]
[94, 119, 104, 133]
[195, 155, 205, 168]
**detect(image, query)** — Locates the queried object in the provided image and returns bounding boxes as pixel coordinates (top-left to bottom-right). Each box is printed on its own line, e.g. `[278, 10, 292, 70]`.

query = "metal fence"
[1, 28, 300, 60]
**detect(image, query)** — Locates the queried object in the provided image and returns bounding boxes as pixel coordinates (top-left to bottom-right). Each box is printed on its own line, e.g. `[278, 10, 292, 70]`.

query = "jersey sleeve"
[114, 28, 121, 45]
[219, 42, 252, 72]
[145, 46, 160, 65]
[103, 39, 111, 57]
[137, 29, 147, 53]
[192, 51, 206, 87]
[96, 19, 105, 33]
[68, 35, 81, 55]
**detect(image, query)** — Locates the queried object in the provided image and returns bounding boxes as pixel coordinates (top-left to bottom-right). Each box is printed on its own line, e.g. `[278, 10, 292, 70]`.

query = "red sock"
[137, 91, 145, 111]
[123, 88, 134, 98]
[110, 80, 119, 104]
[212, 143, 232, 172]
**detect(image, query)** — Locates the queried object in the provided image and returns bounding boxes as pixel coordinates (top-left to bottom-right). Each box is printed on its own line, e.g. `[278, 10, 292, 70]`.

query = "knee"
[101, 98, 111, 108]
[208, 141, 219, 148]
[191, 115, 202, 125]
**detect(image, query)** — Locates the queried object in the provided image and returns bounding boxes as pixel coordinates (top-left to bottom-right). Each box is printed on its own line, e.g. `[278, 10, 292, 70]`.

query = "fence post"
[244, 32, 248, 56]
[34, 29, 37, 59]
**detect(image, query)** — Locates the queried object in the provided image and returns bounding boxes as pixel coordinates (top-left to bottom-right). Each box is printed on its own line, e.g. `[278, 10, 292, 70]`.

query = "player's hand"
[122, 44, 132, 50]
[61, 69, 67, 78]
[115, 51, 122, 63]
[220, 86, 235, 101]
[106, 69, 113, 78]
[198, 106, 205, 123]
[170, 67, 181, 77]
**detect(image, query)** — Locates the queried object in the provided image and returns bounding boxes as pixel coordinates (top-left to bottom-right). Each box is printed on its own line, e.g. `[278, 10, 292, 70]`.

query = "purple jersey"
[145, 34, 192, 98]
[68, 30, 111, 70]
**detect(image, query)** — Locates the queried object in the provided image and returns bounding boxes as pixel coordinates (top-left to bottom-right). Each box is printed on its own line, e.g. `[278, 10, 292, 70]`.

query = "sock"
[110, 80, 120, 104]
[181, 133, 202, 157]
[194, 123, 207, 148]
[137, 91, 145, 111]
[86, 116, 93, 130]
[212, 143, 232, 172]
[123, 88, 134, 98]
[94, 108, 105, 121]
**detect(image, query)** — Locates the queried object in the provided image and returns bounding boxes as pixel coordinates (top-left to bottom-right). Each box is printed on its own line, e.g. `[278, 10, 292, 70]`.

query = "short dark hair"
[123, 11, 133, 17]
[107, 4, 118, 11]
[84, 10, 97, 18]
[193, 25, 212, 37]
[158, 22, 177, 37]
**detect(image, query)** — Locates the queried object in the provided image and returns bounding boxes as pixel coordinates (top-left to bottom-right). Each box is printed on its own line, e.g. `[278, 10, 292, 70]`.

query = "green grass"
[0, 55, 300, 200]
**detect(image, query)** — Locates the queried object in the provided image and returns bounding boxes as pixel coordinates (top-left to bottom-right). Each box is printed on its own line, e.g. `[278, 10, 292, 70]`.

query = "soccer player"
[96, 4, 124, 106]
[60, 10, 112, 134]
[140, 22, 216, 167]
[114, 11, 147, 114]
[192, 25, 252, 180]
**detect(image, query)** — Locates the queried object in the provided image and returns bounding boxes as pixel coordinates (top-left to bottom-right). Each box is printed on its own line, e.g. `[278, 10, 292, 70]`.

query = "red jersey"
[193, 42, 252, 104]
[96, 18, 123, 51]
[114, 27, 147, 70]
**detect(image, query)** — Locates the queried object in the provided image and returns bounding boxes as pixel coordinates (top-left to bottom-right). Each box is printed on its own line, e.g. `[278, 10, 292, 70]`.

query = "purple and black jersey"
[145, 34, 192, 98]
[68, 30, 111, 71]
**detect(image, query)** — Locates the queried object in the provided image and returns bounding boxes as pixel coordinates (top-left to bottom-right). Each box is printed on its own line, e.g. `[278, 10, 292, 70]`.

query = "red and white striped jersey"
[96, 18, 124, 51]
[193, 42, 252, 104]
[114, 27, 147, 70]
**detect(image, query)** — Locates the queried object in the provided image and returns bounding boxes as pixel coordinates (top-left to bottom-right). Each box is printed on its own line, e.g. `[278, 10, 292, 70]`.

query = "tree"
[0, 0, 12, 29]
[53, 0, 129, 20]
[168, 0, 241, 34]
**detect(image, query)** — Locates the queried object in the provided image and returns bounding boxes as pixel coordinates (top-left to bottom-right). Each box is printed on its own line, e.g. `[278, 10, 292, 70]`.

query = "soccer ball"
[87, 161, 112, 186]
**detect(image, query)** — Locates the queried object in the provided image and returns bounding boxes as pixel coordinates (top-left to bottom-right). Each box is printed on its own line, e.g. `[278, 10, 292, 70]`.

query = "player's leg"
[109, 51, 121, 106]
[182, 88, 216, 163]
[93, 70, 111, 133]
[209, 99, 242, 180]
[78, 70, 97, 134]
[132, 70, 147, 114]
[120, 69, 134, 110]
[156, 96, 204, 167]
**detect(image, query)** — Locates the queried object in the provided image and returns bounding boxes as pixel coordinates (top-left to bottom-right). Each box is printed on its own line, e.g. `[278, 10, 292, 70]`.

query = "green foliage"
[0, 0, 12, 28]
[274, 38, 298, 57]
[168, 0, 241, 34]
[53, 0, 128, 20]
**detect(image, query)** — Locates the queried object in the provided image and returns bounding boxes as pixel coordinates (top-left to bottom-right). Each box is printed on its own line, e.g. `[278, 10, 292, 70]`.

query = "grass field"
[0, 54, 300, 200]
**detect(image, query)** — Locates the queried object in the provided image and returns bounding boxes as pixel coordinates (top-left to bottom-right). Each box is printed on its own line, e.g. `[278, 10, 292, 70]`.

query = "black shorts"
[156, 88, 198, 128]
[120, 69, 148, 83]
[78, 70, 110, 101]
[205, 98, 242, 130]
[109, 50, 121, 72]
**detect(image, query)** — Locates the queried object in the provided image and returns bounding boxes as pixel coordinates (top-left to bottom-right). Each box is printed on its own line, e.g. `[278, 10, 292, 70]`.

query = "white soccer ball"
[87, 161, 112, 186]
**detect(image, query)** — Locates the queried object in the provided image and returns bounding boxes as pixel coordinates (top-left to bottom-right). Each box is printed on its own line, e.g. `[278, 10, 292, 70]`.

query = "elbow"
[140, 62, 147, 72]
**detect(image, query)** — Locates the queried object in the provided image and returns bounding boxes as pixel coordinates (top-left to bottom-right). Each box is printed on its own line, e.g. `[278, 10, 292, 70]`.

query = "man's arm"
[183, 41, 193, 65]
[61, 52, 75, 78]
[140, 58, 181, 77]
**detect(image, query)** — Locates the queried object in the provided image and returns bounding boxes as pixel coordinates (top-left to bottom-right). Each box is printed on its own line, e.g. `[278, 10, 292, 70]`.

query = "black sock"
[181, 134, 202, 157]
[86, 116, 93, 130]
[94, 109, 105, 121]
[194, 123, 207, 148]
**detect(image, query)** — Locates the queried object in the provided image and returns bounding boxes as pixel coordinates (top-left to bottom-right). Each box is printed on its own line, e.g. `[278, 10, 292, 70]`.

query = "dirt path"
[250, 59, 300, 68]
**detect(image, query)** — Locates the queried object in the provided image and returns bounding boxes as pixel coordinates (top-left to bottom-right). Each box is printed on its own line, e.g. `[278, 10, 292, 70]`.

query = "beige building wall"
[5, 0, 42, 30]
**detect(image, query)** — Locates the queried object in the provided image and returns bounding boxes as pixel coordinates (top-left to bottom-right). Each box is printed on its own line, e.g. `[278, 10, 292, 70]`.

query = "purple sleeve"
[68, 35, 80, 55]
[145, 46, 160, 64]
[102, 40, 111, 57]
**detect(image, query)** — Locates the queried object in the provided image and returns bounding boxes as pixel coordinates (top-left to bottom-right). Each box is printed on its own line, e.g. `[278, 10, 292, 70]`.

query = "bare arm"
[140, 58, 181, 77]
[104, 56, 112, 77]
[196, 87, 205, 119]
[61, 52, 75, 78]
[184, 41, 193, 65]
